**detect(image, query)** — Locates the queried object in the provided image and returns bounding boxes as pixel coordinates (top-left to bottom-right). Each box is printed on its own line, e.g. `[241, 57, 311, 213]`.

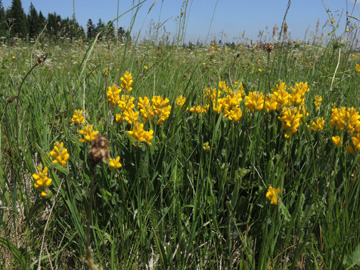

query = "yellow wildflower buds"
[203, 142, 210, 151]
[78, 125, 99, 143]
[120, 71, 133, 92]
[314, 95, 322, 110]
[266, 186, 280, 205]
[245, 91, 264, 112]
[32, 164, 52, 197]
[50, 142, 70, 167]
[310, 117, 325, 132]
[278, 107, 303, 138]
[332, 136, 343, 146]
[176, 96, 186, 107]
[107, 84, 121, 108]
[72, 109, 85, 124]
[127, 122, 154, 146]
[109, 156, 122, 171]
[151, 96, 172, 125]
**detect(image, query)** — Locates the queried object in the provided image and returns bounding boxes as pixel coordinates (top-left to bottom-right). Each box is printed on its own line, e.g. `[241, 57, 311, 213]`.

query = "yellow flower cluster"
[50, 142, 70, 167]
[266, 186, 280, 205]
[314, 95, 322, 110]
[310, 117, 325, 132]
[32, 164, 52, 197]
[78, 125, 99, 143]
[107, 84, 121, 108]
[151, 96, 172, 125]
[72, 109, 85, 124]
[109, 156, 122, 171]
[203, 142, 210, 151]
[278, 107, 304, 138]
[127, 122, 154, 146]
[330, 107, 360, 133]
[120, 71, 133, 92]
[245, 91, 264, 112]
[176, 96, 186, 107]
[116, 95, 139, 125]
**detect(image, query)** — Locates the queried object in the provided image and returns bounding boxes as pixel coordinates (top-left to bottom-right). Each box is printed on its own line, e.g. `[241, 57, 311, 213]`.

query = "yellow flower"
[144, 65, 148, 70]
[278, 107, 303, 138]
[118, 95, 135, 111]
[138, 96, 154, 122]
[314, 95, 322, 110]
[32, 165, 52, 197]
[351, 133, 360, 151]
[332, 136, 343, 146]
[266, 186, 280, 205]
[258, 68, 262, 72]
[356, 64, 360, 72]
[50, 142, 70, 167]
[310, 117, 325, 131]
[107, 84, 121, 108]
[109, 156, 122, 171]
[12, 56, 15, 59]
[331, 19, 335, 24]
[244, 91, 264, 112]
[78, 125, 99, 143]
[203, 142, 210, 151]
[116, 108, 139, 125]
[176, 96, 186, 107]
[120, 71, 133, 92]
[151, 96, 172, 125]
[127, 122, 154, 146]
[72, 109, 85, 124]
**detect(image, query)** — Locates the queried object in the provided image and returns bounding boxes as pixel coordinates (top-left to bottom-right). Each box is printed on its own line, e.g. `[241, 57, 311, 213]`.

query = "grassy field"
[1, 18, 360, 269]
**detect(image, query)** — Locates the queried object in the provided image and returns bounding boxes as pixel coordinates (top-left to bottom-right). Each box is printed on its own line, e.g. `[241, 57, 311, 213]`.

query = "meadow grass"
[1, 12, 360, 269]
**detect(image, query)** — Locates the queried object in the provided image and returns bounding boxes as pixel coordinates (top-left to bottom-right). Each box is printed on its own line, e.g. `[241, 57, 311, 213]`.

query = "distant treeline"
[0, 0, 128, 42]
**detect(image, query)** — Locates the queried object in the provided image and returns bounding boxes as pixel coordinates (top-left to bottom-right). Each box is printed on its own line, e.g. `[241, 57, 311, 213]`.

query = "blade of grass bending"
[0, 237, 26, 267]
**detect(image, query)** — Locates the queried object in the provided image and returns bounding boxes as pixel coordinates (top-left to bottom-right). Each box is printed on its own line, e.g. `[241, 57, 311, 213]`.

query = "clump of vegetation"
[1, 0, 360, 269]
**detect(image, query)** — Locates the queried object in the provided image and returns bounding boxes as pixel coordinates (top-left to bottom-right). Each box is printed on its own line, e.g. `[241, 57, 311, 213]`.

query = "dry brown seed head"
[265, 43, 274, 52]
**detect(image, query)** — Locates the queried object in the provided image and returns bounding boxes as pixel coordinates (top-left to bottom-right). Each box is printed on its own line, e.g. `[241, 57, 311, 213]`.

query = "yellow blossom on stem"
[314, 95, 322, 110]
[151, 96, 172, 124]
[310, 117, 325, 131]
[138, 96, 154, 122]
[72, 110, 85, 124]
[351, 133, 360, 151]
[118, 95, 135, 111]
[356, 64, 360, 72]
[278, 107, 303, 138]
[127, 122, 154, 146]
[120, 71, 133, 92]
[116, 108, 139, 125]
[109, 156, 122, 171]
[107, 84, 121, 108]
[332, 136, 343, 146]
[176, 96, 186, 107]
[245, 91, 264, 112]
[32, 164, 52, 197]
[266, 186, 280, 205]
[203, 142, 210, 151]
[78, 125, 99, 143]
[50, 142, 70, 167]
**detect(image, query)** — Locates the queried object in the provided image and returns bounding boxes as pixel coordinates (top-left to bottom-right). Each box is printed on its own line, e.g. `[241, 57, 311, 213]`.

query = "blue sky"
[2, 0, 360, 43]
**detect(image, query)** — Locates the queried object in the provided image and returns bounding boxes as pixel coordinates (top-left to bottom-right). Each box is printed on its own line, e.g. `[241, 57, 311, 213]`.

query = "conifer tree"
[86, 18, 94, 39]
[9, 0, 27, 38]
[0, 0, 6, 37]
[27, 2, 38, 39]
